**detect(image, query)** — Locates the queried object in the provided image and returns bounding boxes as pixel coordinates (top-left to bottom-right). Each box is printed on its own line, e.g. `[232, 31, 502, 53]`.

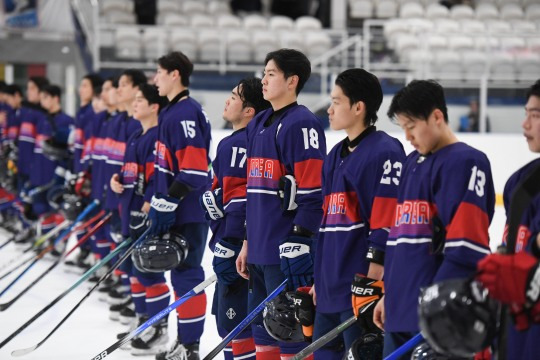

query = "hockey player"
[31, 84, 74, 233]
[373, 80, 495, 357]
[477, 79, 540, 360]
[149, 51, 212, 360]
[109, 83, 171, 355]
[308, 69, 405, 359]
[235, 49, 326, 359]
[201, 77, 270, 360]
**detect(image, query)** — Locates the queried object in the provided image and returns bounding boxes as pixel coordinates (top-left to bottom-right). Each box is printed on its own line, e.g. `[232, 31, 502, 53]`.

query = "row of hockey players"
[0, 47, 539, 360]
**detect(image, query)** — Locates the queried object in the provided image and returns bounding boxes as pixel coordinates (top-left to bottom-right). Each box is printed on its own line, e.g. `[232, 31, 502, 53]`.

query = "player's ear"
[288, 75, 299, 91]
[353, 100, 365, 116]
[244, 106, 255, 117]
[431, 108, 445, 125]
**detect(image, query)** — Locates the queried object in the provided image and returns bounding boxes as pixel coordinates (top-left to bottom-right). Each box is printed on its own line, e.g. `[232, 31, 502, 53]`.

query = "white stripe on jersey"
[18, 136, 36, 143]
[155, 164, 175, 176]
[180, 169, 209, 177]
[444, 240, 491, 255]
[105, 159, 124, 166]
[247, 189, 278, 195]
[319, 223, 365, 232]
[386, 237, 432, 246]
[178, 315, 205, 323]
[224, 198, 246, 210]
[297, 188, 322, 195]
[146, 292, 171, 303]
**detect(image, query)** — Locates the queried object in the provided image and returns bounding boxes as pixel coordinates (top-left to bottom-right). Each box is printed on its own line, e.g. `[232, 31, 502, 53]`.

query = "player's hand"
[309, 283, 317, 306]
[200, 188, 224, 221]
[293, 286, 315, 342]
[352, 274, 384, 332]
[477, 252, 539, 305]
[279, 235, 313, 290]
[141, 201, 150, 214]
[147, 193, 179, 235]
[110, 174, 124, 194]
[236, 240, 249, 279]
[373, 295, 385, 330]
[213, 238, 242, 285]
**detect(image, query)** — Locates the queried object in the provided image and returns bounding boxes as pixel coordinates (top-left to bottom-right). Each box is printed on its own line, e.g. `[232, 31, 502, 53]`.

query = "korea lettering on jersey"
[206, 128, 248, 249]
[315, 131, 405, 313]
[384, 142, 495, 332]
[154, 97, 212, 226]
[246, 105, 325, 265]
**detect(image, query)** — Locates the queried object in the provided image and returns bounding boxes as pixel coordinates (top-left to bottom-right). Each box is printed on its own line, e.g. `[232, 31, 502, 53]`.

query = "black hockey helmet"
[263, 292, 304, 343]
[41, 138, 71, 162]
[46, 184, 67, 210]
[61, 193, 86, 221]
[132, 231, 189, 273]
[418, 279, 499, 358]
[345, 332, 383, 360]
[410, 342, 457, 360]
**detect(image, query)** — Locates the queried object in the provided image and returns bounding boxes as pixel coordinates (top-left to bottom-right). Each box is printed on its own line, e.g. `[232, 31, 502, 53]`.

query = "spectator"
[458, 99, 491, 133]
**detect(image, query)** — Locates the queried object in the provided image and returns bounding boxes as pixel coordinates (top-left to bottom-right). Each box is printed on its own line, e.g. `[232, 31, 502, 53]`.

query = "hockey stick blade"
[0, 213, 112, 312]
[203, 279, 288, 360]
[292, 315, 357, 360]
[384, 333, 423, 360]
[89, 273, 217, 360]
[11, 228, 147, 357]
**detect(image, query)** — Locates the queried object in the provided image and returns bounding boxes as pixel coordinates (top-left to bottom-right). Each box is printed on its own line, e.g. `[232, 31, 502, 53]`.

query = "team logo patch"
[226, 308, 236, 320]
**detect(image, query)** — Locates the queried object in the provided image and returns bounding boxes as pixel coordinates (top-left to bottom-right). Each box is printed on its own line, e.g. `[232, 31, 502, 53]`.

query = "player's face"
[78, 79, 93, 104]
[153, 66, 174, 97]
[262, 60, 288, 103]
[223, 85, 244, 123]
[327, 84, 357, 131]
[6, 93, 21, 109]
[117, 75, 138, 105]
[396, 111, 442, 155]
[26, 81, 40, 104]
[133, 90, 153, 121]
[523, 95, 540, 153]
[40, 92, 53, 112]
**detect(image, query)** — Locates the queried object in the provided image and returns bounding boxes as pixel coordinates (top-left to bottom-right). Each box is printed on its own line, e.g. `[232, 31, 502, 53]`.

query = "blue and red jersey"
[30, 111, 74, 186]
[206, 128, 248, 250]
[154, 95, 212, 226]
[502, 158, 540, 360]
[314, 129, 405, 313]
[246, 104, 326, 265]
[102, 112, 141, 211]
[118, 127, 157, 237]
[72, 103, 94, 173]
[17, 105, 46, 178]
[90, 110, 114, 203]
[384, 142, 495, 332]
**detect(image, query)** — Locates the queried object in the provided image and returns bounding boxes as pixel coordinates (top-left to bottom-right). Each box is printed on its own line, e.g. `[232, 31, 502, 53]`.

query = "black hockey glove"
[351, 274, 384, 333]
[293, 286, 315, 342]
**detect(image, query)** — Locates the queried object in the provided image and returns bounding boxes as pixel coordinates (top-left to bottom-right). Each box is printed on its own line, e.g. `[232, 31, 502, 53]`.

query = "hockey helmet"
[410, 342, 456, 360]
[61, 193, 86, 221]
[345, 332, 384, 360]
[41, 138, 71, 162]
[132, 231, 189, 273]
[263, 292, 304, 343]
[418, 279, 499, 358]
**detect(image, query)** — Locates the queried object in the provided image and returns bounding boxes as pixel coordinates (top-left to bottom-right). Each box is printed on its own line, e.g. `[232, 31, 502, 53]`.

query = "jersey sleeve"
[279, 119, 326, 234]
[365, 146, 405, 253]
[433, 153, 495, 282]
[143, 141, 156, 203]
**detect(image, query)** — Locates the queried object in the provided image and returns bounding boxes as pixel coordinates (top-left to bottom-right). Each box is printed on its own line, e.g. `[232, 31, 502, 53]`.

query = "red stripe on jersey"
[446, 202, 489, 247]
[145, 161, 154, 182]
[175, 292, 207, 319]
[232, 337, 255, 356]
[156, 141, 174, 170]
[146, 283, 170, 299]
[20, 123, 36, 137]
[130, 280, 146, 295]
[0, 188, 16, 201]
[294, 158, 323, 189]
[223, 176, 247, 203]
[370, 196, 398, 230]
[175, 146, 208, 172]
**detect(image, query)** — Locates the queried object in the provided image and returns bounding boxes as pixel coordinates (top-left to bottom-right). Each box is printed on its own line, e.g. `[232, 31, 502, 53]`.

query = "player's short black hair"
[335, 68, 383, 127]
[138, 83, 168, 112]
[121, 69, 147, 88]
[0, 80, 6, 93]
[41, 84, 62, 99]
[237, 77, 271, 115]
[29, 76, 50, 91]
[526, 79, 540, 100]
[158, 51, 194, 87]
[5, 84, 23, 97]
[83, 73, 104, 96]
[264, 49, 311, 95]
[388, 80, 448, 123]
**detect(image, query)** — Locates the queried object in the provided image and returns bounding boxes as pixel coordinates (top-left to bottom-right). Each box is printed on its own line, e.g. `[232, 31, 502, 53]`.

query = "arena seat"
[295, 16, 323, 31]
[450, 5, 475, 20]
[253, 31, 280, 62]
[425, 3, 449, 19]
[198, 30, 222, 62]
[243, 14, 268, 30]
[305, 32, 332, 59]
[217, 14, 242, 29]
[207, 1, 231, 16]
[399, 2, 424, 18]
[500, 3, 525, 21]
[269, 16, 295, 30]
[349, 0, 373, 19]
[226, 30, 252, 63]
[182, 1, 207, 17]
[475, 3, 499, 21]
[115, 27, 141, 59]
[375, 0, 398, 19]
[142, 27, 168, 60]
[169, 29, 197, 61]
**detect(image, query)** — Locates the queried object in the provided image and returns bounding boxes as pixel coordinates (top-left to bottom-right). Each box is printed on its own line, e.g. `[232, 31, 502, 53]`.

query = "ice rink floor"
[0, 208, 507, 360]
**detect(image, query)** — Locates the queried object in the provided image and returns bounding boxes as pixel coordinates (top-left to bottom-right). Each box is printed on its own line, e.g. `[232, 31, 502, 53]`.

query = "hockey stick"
[0, 212, 112, 312]
[88, 272, 217, 360]
[25, 219, 71, 252]
[496, 163, 540, 360]
[0, 199, 15, 211]
[203, 279, 288, 360]
[12, 227, 150, 357]
[0, 201, 99, 297]
[291, 315, 357, 360]
[383, 333, 424, 360]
